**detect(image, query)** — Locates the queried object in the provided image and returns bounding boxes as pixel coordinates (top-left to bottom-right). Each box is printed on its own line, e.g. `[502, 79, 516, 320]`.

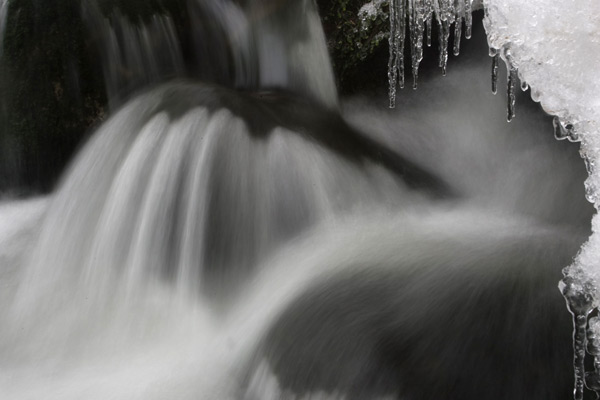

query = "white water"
[84, 0, 338, 109]
[0, 202, 586, 399]
[0, 60, 590, 400]
[0, 1, 594, 399]
[84, 6, 185, 106]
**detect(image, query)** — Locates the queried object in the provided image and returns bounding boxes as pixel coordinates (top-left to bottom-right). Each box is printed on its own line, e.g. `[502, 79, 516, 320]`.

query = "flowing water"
[0, 1, 594, 399]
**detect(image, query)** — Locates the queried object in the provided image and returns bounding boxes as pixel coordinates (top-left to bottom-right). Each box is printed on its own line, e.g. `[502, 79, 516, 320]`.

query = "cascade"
[83, 0, 338, 109]
[84, 4, 185, 106]
[0, 0, 596, 399]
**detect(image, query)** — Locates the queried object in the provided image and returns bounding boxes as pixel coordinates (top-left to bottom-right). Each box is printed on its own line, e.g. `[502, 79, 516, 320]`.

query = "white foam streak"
[84, 5, 185, 105]
[80, 113, 167, 298]
[174, 109, 221, 296]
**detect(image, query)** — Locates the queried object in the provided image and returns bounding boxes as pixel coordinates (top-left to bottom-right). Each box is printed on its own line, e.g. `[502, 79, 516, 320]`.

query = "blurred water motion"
[0, 1, 592, 400]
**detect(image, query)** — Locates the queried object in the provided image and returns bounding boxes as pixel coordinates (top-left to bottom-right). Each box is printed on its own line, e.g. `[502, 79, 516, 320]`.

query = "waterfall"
[84, 5, 185, 107]
[83, 0, 338, 109]
[0, 1, 594, 399]
[12, 81, 445, 312]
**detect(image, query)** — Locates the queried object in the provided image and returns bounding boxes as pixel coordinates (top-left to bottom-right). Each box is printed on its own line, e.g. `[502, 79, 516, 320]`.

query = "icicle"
[438, 19, 450, 75]
[387, 0, 475, 103]
[464, 0, 472, 39]
[388, 0, 405, 108]
[574, 312, 590, 400]
[425, 16, 432, 47]
[408, 0, 416, 89]
[453, 14, 462, 56]
[490, 50, 499, 94]
[387, 0, 396, 108]
[397, 0, 406, 92]
[586, 318, 600, 395]
[453, 0, 465, 57]
[424, 0, 434, 48]
[560, 278, 596, 400]
[387, 0, 397, 108]
[409, 0, 425, 89]
[436, 0, 454, 76]
[507, 66, 517, 121]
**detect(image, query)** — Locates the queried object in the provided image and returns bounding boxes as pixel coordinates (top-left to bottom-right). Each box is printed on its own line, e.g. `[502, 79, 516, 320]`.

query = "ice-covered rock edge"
[481, 1, 600, 399]
[386, 0, 600, 397]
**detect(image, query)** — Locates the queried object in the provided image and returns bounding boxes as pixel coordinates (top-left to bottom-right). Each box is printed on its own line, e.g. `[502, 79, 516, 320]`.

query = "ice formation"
[385, 0, 547, 120]
[387, 0, 478, 107]
[482, 1, 600, 399]
[387, 0, 600, 397]
[401, 1, 599, 398]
